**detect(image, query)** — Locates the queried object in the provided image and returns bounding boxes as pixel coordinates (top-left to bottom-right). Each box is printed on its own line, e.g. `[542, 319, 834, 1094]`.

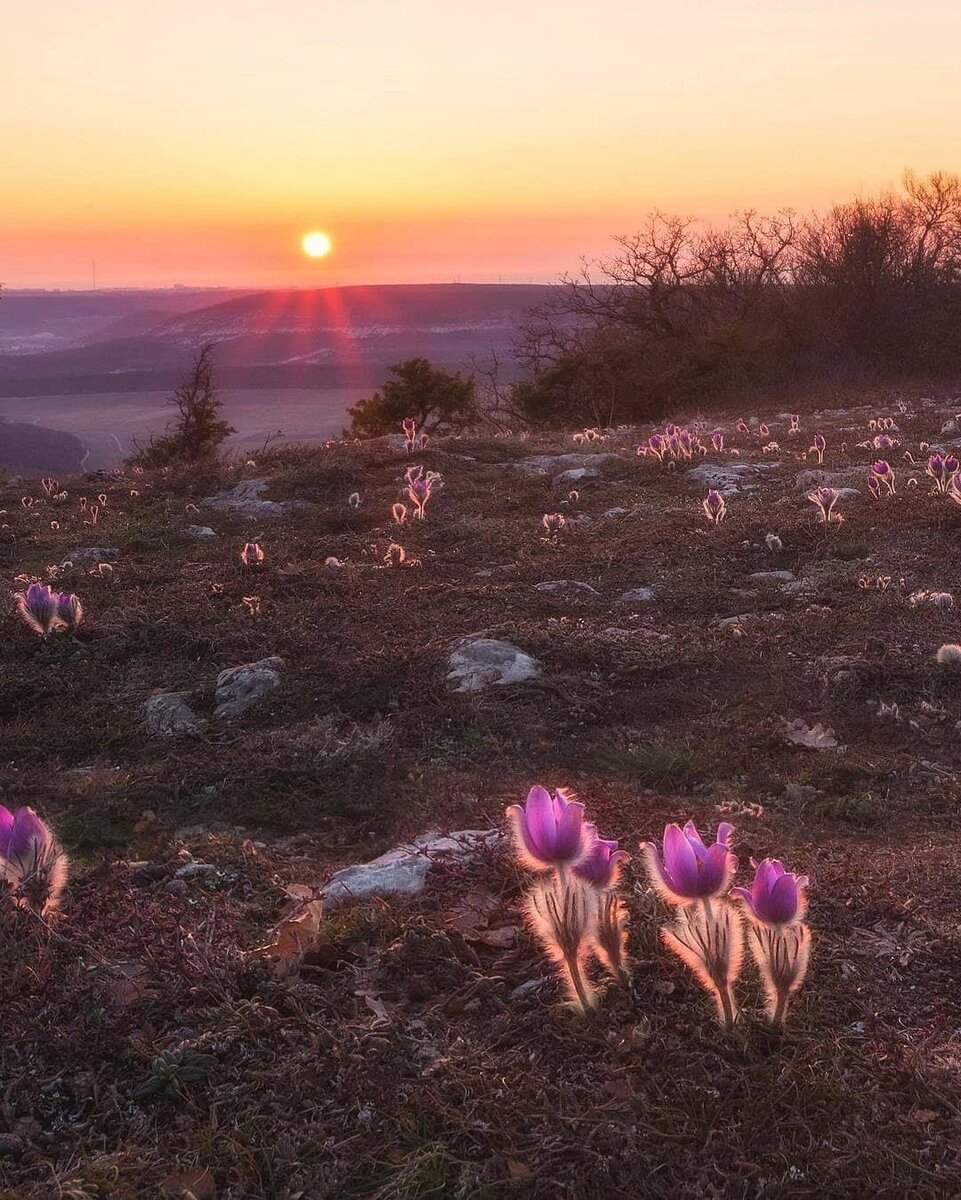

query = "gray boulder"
[553, 467, 600, 487]
[687, 462, 780, 495]
[61, 547, 120, 569]
[204, 478, 293, 519]
[508, 452, 623, 475]
[795, 467, 866, 492]
[322, 829, 501, 906]
[447, 637, 542, 693]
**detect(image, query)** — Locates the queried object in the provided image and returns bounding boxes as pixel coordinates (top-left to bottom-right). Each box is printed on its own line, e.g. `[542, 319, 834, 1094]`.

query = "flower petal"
[663, 824, 699, 895]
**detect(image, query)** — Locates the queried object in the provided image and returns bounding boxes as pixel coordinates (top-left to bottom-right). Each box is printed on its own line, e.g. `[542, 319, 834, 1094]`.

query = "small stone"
[163, 879, 188, 897]
[173, 862, 217, 880]
[553, 467, 600, 486]
[749, 570, 796, 583]
[535, 580, 600, 599]
[214, 656, 285, 720]
[144, 692, 206, 738]
[618, 586, 656, 606]
[509, 978, 547, 1000]
[184, 525, 217, 538]
[175, 824, 208, 839]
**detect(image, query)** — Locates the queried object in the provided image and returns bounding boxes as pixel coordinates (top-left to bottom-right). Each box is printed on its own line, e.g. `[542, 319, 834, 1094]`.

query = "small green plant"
[817, 791, 883, 826]
[134, 1047, 218, 1103]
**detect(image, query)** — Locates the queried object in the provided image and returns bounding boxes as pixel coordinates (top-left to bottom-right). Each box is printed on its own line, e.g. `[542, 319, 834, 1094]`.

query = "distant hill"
[0, 418, 86, 475]
[0, 284, 551, 397]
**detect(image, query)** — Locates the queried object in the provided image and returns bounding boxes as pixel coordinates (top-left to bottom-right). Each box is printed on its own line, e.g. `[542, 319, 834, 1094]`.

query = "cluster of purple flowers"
[926, 452, 961, 496]
[643, 822, 810, 1029]
[637, 424, 706, 463]
[868, 460, 896, 498]
[0, 806, 68, 917]
[507, 790, 810, 1029]
[507, 786, 631, 1012]
[15, 582, 84, 637]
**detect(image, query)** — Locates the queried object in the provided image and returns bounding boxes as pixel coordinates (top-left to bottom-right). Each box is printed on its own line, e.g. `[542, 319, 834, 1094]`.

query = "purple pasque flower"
[926, 452, 950, 492]
[407, 474, 432, 518]
[573, 830, 630, 889]
[702, 489, 727, 525]
[647, 433, 667, 461]
[506, 785, 590, 872]
[732, 858, 809, 926]
[15, 582, 60, 636]
[641, 820, 737, 905]
[0, 805, 68, 915]
[868, 460, 896, 498]
[807, 485, 842, 524]
[55, 591, 83, 630]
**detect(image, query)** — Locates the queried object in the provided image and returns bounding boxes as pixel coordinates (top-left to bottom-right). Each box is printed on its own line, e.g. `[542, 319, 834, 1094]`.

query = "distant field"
[0, 387, 367, 471]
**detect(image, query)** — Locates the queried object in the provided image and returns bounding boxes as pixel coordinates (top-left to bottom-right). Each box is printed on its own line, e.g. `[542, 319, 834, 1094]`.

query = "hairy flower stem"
[703, 900, 737, 1031]
[747, 921, 811, 1028]
[525, 875, 597, 1015]
[565, 949, 594, 1016]
[662, 898, 744, 1031]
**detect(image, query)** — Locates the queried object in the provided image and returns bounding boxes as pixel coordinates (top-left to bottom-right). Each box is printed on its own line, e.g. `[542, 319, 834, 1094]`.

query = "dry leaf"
[94, 960, 152, 1009]
[784, 719, 842, 751]
[161, 1167, 216, 1198]
[507, 1161, 533, 1180]
[249, 896, 324, 977]
[360, 991, 389, 1023]
[465, 925, 519, 950]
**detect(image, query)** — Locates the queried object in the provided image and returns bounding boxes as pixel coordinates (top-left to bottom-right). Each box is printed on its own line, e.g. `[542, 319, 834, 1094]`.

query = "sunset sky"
[5, 0, 961, 290]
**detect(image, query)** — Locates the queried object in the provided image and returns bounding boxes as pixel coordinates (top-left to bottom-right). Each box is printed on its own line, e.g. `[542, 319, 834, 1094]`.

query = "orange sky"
[4, 0, 961, 289]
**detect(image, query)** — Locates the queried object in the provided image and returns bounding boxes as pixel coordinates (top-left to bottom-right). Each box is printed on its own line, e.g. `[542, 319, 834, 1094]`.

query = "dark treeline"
[513, 170, 961, 426]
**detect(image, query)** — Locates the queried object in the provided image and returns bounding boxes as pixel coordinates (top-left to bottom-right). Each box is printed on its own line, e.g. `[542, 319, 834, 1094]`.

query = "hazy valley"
[0, 284, 548, 473]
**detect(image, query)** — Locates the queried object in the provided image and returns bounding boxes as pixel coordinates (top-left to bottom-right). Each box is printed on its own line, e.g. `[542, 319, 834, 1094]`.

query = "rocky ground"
[3, 397, 961, 1198]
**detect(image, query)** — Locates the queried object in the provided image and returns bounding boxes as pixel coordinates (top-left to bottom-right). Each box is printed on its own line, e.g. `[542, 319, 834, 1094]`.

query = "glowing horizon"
[4, 0, 961, 289]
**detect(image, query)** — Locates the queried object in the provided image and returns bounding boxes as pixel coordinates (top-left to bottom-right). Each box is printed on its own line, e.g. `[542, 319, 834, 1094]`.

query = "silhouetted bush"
[346, 357, 478, 437]
[515, 171, 961, 426]
[128, 344, 234, 468]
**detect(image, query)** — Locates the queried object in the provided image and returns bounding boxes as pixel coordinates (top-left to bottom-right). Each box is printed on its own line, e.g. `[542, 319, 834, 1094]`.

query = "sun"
[302, 230, 332, 258]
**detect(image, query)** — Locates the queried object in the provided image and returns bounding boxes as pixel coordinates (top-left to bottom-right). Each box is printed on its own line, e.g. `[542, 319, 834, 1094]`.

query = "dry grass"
[2, 404, 961, 1197]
